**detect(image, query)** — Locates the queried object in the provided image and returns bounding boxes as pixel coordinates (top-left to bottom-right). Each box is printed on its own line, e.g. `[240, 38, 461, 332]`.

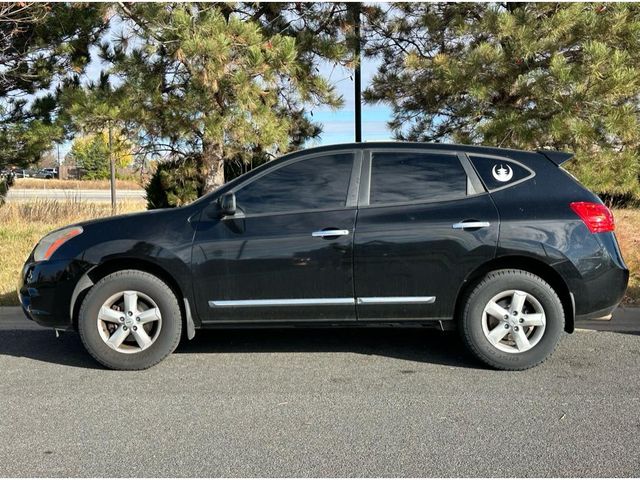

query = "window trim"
[465, 153, 536, 193]
[228, 149, 361, 218]
[360, 148, 486, 208]
[458, 152, 485, 195]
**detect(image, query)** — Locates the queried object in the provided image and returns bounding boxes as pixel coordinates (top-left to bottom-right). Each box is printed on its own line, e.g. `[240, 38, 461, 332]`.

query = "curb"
[576, 306, 639, 332]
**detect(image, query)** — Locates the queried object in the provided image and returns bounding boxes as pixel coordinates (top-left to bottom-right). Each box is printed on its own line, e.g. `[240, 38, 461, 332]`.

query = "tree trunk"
[201, 141, 225, 194]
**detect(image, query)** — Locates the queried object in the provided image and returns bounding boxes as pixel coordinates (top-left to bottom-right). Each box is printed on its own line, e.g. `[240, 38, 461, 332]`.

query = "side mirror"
[218, 192, 237, 217]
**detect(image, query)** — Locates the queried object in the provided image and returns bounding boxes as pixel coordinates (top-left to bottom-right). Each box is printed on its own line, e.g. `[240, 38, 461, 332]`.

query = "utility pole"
[352, 2, 362, 143]
[108, 122, 116, 215]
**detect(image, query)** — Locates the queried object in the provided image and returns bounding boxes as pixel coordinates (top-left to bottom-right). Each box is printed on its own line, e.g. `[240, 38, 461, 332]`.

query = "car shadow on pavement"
[174, 327, 483, 368]
[2, 324, 639, 369]
[0, 327, 483, 369]
[0, 329, 102, 368]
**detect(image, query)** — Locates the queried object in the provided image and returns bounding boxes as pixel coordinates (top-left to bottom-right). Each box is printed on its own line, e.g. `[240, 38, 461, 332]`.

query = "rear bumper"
[570, 265, 629, 321]
[18, 257, 91, 329]
[560, 230, 629, 321]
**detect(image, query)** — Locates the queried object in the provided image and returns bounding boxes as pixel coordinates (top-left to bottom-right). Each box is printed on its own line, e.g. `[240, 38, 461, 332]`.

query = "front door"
[192, 151, 360, 323]
[354, 149, 499, 321]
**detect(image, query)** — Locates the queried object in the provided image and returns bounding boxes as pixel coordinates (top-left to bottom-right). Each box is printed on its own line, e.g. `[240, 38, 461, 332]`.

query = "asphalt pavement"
[6, 188, 146, 202]
[0, 307, 639, 477]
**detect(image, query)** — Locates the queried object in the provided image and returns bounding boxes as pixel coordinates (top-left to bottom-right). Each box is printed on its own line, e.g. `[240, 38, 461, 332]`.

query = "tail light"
[570, 202, 615, 233]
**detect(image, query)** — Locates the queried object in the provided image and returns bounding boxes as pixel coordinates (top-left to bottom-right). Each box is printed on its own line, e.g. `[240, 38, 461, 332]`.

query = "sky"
[309, 58, 395, 145]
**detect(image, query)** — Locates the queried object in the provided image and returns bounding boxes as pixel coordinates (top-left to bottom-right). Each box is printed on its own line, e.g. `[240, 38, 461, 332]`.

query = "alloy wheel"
[97, 290, 162, 354]
[481, 289, 546, 353]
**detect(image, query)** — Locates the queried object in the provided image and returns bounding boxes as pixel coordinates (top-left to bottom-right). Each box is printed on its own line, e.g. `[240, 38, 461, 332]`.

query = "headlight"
[33, 226, 83, 262]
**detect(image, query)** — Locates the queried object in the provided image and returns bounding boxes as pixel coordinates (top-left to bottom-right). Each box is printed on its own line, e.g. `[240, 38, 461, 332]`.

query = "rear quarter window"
[468, 155, 534, 191]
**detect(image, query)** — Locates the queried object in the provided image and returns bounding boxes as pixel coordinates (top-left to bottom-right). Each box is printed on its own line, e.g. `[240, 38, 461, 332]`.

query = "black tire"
[78, 270, 182, 370]
[460, 269, 564, 370]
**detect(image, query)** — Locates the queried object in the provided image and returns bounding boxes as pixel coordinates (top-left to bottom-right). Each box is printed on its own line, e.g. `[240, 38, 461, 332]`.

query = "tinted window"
[235, 153, 353, 215]
[370, 152, 467, 204]
[468, 155, 532, 190]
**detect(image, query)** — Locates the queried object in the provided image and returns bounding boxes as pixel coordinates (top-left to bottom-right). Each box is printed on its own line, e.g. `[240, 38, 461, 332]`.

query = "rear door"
[354, 149, 499, 321]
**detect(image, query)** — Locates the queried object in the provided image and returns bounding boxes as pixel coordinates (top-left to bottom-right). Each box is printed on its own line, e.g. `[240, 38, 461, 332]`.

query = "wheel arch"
[70, 257, 196, 338]
[455, 255, 575, 333]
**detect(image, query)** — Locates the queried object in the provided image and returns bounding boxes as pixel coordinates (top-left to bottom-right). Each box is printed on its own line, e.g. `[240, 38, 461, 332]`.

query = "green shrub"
[145, 156, 205, 209]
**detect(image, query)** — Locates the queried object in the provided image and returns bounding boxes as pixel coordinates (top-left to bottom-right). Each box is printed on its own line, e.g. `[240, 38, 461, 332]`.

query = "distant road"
[6, 188, 146, 202]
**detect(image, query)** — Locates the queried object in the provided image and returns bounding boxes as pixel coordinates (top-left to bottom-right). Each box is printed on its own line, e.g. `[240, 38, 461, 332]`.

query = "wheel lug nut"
[519, 318, 524, 323]
[123, 326, 128, 331]
[136, 317, 140, 322]
[127, 311, 133, 316]
[514, 326, 519, 332]
[120, 317, 125, 322]
[133, 326, 137, 331]
[504, 323, 510, 329]
[512, 311, 518, 316]
[503, 315, 509, 320]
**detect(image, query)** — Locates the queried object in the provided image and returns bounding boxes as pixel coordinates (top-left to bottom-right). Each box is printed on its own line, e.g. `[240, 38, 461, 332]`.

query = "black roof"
[288, 141, 572, 163]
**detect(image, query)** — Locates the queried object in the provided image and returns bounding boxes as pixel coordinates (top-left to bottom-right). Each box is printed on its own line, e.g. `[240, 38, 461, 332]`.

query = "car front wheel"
[460, 269, 565, 370]
[78, 270, 182, 370]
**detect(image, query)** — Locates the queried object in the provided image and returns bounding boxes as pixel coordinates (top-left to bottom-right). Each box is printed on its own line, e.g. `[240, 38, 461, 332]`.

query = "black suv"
[19, 143, 628, 370]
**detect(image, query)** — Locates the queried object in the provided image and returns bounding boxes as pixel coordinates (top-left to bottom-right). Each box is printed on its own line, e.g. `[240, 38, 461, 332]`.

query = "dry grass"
[0, 199, 146, 306]
[0, 201, 638, 308]
[15, 178, 143, 190]
[613, 209, 640, 306]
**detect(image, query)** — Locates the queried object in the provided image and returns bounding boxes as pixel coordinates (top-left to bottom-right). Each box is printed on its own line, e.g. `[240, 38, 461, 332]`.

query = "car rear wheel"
[78, 270, 182, 370]
[460, 269, 564, 370]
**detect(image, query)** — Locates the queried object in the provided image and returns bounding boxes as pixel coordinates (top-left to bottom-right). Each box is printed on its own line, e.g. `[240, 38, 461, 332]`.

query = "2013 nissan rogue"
[18, 143, 629, 370]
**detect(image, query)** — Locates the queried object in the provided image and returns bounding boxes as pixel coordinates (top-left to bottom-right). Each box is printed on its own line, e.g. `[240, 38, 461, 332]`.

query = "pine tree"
[97, 2, 348, 193]
[364, 3, 640, 202]
[0, 3, 108, 168]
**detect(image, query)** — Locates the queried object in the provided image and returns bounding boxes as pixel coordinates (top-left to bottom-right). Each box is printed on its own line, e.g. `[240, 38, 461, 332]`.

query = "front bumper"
[18, 257, 91, 329]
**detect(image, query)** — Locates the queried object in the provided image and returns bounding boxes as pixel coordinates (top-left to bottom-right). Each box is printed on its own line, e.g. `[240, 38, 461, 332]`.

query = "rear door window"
[369, 151, 468, 205]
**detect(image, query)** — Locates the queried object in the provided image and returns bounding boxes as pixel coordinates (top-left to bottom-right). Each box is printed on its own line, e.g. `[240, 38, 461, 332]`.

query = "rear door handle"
[452, 221, 491, 230]
[312, 229, 350, 238]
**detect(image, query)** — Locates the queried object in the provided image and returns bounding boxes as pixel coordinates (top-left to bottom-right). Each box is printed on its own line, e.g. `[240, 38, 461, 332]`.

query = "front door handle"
[312, 229, 350, 238]
[452, 221, 491, 230]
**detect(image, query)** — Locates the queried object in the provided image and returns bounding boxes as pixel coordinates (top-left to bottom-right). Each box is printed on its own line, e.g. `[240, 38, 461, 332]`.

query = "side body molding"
[208, 296, 437, 308]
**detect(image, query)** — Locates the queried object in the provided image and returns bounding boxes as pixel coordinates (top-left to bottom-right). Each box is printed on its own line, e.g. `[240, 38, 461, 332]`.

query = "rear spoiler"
[537, 150, 574, 166]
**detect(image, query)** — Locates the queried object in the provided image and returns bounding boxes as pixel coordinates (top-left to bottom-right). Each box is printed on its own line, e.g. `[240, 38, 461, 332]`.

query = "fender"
[68, 237, 199, 337]
[68, 265, 197, 340]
